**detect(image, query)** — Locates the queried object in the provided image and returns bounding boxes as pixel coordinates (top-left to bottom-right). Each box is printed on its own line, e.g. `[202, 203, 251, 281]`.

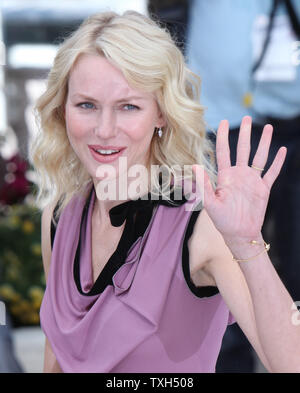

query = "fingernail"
[243, 115, 252, 122]
[220, 119, 229, 127]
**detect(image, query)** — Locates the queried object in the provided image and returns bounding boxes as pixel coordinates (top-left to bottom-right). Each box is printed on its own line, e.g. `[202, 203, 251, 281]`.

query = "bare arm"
[41, 202, 62, 373]
[220, 234, 300, 373]
[192, 116, 300, 372]
[190, 208, 273, 372]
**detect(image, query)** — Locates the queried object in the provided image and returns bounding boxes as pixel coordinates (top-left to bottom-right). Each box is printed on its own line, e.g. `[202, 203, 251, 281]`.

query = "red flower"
[0, 154, 31, 205]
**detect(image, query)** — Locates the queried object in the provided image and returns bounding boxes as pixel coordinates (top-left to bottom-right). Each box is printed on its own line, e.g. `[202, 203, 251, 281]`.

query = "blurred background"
[0, 0, 299, 373]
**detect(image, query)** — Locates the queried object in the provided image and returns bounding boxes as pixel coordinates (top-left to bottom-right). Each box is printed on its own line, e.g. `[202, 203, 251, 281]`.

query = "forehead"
[68, 54, 149, 99]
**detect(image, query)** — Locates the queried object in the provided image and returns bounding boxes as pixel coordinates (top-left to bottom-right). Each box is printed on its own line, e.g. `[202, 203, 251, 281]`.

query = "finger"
[216, 119, 231, 171]
[192, 164, 216, 208]
[251, 124, 273, 175]
[263, 147, 287, 189]
[236, 116, 252, 167]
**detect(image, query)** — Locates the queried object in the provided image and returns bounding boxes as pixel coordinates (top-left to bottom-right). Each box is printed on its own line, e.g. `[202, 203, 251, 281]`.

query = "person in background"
[186, 0, 300, 372]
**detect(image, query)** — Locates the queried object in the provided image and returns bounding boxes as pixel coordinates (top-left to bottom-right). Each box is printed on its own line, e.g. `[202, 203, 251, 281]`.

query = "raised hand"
[193, 116, 287, 241]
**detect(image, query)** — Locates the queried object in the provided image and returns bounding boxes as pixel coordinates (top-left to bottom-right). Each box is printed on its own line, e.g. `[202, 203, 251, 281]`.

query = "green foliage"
[0, 203, 45, 326]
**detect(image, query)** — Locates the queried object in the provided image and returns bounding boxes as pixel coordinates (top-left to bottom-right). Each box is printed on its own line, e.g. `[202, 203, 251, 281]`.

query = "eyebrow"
[70, 93, 146, 102]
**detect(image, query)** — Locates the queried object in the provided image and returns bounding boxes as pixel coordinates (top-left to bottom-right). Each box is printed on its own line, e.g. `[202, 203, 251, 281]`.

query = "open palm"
[193, 116, 287, 240]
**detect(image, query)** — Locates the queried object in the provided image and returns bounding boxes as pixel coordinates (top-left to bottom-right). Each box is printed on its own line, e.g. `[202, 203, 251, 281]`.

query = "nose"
[93, 108, 117, 138]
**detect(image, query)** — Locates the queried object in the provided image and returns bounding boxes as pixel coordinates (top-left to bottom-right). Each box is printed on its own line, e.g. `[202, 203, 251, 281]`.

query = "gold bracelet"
[232, 241, 270, 262]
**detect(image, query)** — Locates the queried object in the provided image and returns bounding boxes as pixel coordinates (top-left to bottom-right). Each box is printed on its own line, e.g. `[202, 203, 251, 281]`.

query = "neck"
[91, 175, 150, 226]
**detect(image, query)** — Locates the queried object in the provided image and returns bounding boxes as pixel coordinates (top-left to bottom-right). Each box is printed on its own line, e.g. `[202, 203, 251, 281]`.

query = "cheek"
[124, 115, 155, 143]
[65, 107, 87, 140]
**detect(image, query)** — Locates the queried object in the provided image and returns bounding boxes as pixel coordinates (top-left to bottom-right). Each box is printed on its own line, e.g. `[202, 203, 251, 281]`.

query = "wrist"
[224, 232, 264, 247]
[223, 233, 267, 261]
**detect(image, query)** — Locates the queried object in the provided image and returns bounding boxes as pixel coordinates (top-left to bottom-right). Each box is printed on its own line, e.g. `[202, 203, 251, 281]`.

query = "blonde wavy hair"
[29, 10, 217, 221]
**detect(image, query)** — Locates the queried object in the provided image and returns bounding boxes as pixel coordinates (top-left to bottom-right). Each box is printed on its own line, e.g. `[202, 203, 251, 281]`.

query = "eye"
[123, 104, 139, 111]
[77, 102, 95, 110]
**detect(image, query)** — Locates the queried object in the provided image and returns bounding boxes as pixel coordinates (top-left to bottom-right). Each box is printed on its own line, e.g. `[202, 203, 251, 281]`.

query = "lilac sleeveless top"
[40, 183, 235, 373]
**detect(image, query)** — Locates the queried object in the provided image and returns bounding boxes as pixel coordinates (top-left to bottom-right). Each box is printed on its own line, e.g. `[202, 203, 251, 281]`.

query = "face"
[65, 54, 165, 191]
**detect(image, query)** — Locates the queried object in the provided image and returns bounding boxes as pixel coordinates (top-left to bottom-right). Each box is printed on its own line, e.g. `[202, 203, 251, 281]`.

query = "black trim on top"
[182, 207, 219, 298]
[73, 186, 156, 296]
[50, 185, 219, 298]
[50, 185, 188, 250]
[50, 202, 60, 251]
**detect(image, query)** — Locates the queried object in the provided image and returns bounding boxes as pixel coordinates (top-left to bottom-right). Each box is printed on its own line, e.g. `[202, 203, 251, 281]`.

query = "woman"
[30, 11, 300, 373]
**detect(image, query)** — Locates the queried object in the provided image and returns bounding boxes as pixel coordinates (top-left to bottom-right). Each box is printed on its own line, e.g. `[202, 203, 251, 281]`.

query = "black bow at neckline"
[86, 185, 189, 227]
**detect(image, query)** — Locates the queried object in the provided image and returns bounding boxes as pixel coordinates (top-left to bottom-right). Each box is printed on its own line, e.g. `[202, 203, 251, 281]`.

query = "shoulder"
[41, 200, 59, 282]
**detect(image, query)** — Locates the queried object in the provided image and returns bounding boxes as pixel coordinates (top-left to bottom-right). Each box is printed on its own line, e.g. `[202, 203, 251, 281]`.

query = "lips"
[88, 145, 126, 164]
[88, 144, 126, 151]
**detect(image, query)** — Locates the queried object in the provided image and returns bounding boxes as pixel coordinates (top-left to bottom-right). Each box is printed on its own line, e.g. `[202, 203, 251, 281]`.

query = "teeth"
[96, 149, 120, 155]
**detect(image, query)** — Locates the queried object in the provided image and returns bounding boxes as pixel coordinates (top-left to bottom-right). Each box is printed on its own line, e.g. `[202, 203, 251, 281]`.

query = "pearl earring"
[157, 127, 163, 138]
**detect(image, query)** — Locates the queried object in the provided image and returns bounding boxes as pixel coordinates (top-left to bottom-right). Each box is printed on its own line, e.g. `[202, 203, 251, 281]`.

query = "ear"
[156, 108, 167, 129]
